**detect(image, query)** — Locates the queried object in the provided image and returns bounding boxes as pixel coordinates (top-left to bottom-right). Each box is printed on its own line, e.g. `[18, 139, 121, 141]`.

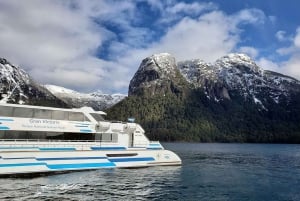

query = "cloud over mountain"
[0, 0, 298, 93]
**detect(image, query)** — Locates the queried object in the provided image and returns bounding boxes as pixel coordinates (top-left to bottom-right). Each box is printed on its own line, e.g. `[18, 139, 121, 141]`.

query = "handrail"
[0, 139, 117, 143]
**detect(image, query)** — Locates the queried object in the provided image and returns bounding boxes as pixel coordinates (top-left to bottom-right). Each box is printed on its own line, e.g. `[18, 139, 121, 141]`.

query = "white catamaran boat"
[0, 103, 181, 175]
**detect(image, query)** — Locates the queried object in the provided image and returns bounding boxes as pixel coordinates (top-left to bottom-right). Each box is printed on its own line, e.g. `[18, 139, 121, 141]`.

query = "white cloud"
[256, 57, 281, 72]
[239, 46, 259, 59]
[276, 30, 288, 41]
[294, 27, 300, 48]
[145, 9, 265, 62]
[231, 8, 265, 25]
[270, 27, 300, 80]
[282, 56, 300, 80]
[0, 0, 136, 92]
[166, 2, 216, 15]
[0, 0, 269, 93]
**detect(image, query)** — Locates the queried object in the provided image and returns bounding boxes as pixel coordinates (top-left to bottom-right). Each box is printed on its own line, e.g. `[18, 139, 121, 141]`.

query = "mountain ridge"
[0, 58, 126, 109]
[107, 52, 300, 143]
[45, 84, 126, 110]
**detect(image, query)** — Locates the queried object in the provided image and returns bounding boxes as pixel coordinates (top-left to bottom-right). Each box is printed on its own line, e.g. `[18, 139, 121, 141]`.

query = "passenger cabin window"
[69, 112, 84, 121]
[34, 109, 52, 119]
[97, 133, 118, 142]
[0, 130, 95, 141]
[52, 110, 68, 120]
[90, 113, 104, 121]
[0, 106, 90, 122]
[0, 106, 13, 116]
[14, 108, 34, 118]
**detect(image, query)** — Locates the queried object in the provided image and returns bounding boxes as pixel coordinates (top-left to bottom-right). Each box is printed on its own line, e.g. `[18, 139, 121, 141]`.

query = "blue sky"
[0, 0, 300, 94]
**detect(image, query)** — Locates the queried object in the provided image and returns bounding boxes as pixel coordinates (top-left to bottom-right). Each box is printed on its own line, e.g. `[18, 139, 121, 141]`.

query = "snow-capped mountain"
[0, 57, 126, 109]
[0, 58, 67, 106]
[109, 52, 300, 143]
[129, 52, 300, 110]
[178, 53, 300, 108]
[45, 85, 126, 110]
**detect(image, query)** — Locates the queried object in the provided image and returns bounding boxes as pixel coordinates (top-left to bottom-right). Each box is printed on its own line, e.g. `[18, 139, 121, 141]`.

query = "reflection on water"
[1, 143, 300, 201]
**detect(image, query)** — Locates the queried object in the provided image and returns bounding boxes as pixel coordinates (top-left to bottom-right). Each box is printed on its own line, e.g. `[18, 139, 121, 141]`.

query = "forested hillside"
[106, 53, 300, 143]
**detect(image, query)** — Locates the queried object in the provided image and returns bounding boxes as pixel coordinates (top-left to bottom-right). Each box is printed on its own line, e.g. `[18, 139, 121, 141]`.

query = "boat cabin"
[0, 103, 151, 148]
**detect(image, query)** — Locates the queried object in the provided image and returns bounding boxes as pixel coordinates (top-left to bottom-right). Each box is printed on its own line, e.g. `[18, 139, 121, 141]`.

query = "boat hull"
[0, 149, 181, 176]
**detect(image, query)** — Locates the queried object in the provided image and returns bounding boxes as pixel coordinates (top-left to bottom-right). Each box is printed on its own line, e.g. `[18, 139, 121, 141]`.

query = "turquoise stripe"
[47, 162, 115, 170]
[109, 157, 155, 162]
[0, 118, 14, 121]
[0, 126, 10, 130]
[91, 147, 126, 150]
[37, 156, 107, 161]
[0, 162, 46, 168]
[149, 144, 161, 147]
[147, 147, 163, 150]
[39, 148, 76, 151]
[80, 129, 93, 133]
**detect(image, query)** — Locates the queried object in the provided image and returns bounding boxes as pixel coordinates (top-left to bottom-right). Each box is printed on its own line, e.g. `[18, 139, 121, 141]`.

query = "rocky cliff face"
[129, 53, 300, 110]
[129, 53, 189, 97]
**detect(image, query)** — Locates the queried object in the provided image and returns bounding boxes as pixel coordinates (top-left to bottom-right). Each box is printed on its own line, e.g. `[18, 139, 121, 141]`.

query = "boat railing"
[0, 139, 120, 150]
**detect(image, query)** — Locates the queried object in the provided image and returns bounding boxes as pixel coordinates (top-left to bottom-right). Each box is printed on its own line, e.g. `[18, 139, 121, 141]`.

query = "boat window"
[90, 113, 104, 121]
[52, 110, 68, 120]
[0, 130, 95, 141]
[102, 133, 112, 142]
[13, 107, 34, 118]
[112, 133, 118, 142]
[100, 133, 118, 142]
[0, 130, 5, 138]
[0, 106, 13, 116]
[34, 109, 52, 119]
[69, 112, 84, 121]
[83, 115, 91, 122]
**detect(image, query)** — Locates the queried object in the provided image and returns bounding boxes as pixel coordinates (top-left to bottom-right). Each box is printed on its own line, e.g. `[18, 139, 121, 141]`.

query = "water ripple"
[1, 143, 300, 200]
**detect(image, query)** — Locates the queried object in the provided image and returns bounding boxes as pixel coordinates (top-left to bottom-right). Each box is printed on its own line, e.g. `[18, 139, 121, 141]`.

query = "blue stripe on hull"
[47, 162, 115, 170]
[91, 147, 126, 150]
[149, 144, 161, 146]
[39, 148, 76, 151]
[0, 118, 14, 121]
[80, 129, 93, 133]
[0, 162, 46, 168]
[36, 157, 107, 161]
[0, 126, 10, 130]
[109, 157, 155, 162]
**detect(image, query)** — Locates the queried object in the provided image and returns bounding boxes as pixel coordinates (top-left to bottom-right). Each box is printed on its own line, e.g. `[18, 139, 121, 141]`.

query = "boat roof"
[0, 103, 107, 115]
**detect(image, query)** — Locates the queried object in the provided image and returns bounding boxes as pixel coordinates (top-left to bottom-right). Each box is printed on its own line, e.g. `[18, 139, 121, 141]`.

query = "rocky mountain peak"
[216, 53, 261, 73]
[129, 53, 188, 96]
[138, 53, 177, 78]
[131, 52, 300, 109]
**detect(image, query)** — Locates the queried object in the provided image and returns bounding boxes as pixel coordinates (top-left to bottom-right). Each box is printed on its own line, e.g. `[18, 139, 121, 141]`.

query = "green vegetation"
[106, 89, 300, 143]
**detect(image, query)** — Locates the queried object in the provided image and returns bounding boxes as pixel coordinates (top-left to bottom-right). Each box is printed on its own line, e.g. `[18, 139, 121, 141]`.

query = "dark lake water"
[1, 143, 300, 201]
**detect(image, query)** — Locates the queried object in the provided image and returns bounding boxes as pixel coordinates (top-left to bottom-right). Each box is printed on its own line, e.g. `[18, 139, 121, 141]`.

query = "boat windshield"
[90, 113, 105, 121]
